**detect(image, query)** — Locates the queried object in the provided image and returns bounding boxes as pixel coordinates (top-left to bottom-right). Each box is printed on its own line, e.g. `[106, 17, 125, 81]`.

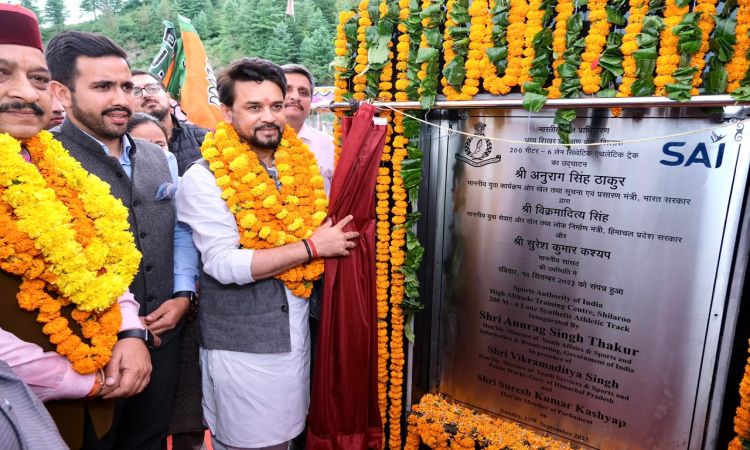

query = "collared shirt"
[0, 359, 68, 449]
[90, 133, 199, 293]
[176, 163, 310, 447]
[299, 123, 334, 195]
[2, 136, 145, 401]
[0, 293, 142, 402]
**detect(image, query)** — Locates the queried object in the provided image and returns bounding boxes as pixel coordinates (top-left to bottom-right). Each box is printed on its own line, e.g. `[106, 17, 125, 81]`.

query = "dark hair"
[217, 57, 286, 107]
[281, 64, 314, 91]
[45, 31, 128, 89]
[131, 69, 166, 89]
[127, 112, 168, 138]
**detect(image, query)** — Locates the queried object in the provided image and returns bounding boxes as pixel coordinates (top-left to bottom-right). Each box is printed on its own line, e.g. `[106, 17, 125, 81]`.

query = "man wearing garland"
[46, 31, 200, 449]
[0, 4, 152, 447]
[176, 57, 358, 450]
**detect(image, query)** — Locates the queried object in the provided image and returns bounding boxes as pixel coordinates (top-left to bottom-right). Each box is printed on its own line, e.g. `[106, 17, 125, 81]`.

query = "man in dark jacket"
[132, 70, 207, 175]
[46, 31, 199, 450]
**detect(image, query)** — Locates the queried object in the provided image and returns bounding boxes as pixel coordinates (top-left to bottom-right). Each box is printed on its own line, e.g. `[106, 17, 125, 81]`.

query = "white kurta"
[176, 163, 310, 448]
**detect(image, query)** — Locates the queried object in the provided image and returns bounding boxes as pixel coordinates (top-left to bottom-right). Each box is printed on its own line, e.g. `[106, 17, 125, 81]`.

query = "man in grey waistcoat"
[175, 57, 358, 450]
[46, 31, 199, 450]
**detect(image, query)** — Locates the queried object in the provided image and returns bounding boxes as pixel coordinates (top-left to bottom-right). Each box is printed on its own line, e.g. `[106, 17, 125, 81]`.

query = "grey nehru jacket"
[53, 120, 179, 341]
[187, 160, 292, 354]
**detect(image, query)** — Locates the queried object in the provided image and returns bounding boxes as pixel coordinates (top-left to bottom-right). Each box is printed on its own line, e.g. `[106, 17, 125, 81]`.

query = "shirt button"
[139, 232, 147, 238]
[116, 172, 123, 178]
[145, 265, 152, 272]
[147, 296, 154, 302]
[281, 305, 288, 312]
[133, 200, 140, 207]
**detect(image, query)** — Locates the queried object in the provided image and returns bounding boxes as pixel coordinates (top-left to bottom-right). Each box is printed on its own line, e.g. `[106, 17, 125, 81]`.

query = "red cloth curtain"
[307, 104, 386, 450]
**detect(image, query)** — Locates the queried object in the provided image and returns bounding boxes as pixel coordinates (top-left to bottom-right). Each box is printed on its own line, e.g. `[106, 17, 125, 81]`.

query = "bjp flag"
[148, 15, 222, 129]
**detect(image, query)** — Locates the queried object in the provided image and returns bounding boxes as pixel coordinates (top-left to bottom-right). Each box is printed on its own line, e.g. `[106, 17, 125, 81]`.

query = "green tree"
[20, 0, 41, 18]
[80, 0, 99, 19]
[299, 23, 334, 84]
[43, 0, 66, 31]
[264, 20, 297, 64]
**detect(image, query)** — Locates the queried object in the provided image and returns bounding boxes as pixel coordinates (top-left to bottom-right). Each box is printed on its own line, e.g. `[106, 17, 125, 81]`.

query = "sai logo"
[660, 131, 726, 169]
[456, 122, 502, 167]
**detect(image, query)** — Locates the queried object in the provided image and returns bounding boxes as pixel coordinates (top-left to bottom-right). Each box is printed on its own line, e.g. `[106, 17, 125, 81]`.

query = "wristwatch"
[173, 290, 198, 321]
[117, 328, 155, 348]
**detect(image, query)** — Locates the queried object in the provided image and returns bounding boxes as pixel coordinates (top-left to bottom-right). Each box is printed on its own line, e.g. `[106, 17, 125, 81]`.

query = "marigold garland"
[353, 0, 371, 101]
[487, 0, 528, 93]
[518, 0, 545, 89]
[727, 0, 750, 92]
[200, 123, 328, 298]
[578, 0, 611, 94]
[548, 0, 574, 99]
[730, 340, 750, 450]
[442, 0, 474, 100]
[405, 394, 575, 449]
[654, 0, 690, 95]
[467, 0, 492, 94]
[689, 0, 718, 93]
[388, 113, 407, 450]
[0, 131, 139, 374]
[617, 0, 650, 103]
[333, 10, 357, 164]
[0, 132, 140, 313]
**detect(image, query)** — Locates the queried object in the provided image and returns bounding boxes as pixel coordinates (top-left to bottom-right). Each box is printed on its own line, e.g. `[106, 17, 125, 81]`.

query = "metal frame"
[410, 106, 750, 449]
[327, 95, 747, 111]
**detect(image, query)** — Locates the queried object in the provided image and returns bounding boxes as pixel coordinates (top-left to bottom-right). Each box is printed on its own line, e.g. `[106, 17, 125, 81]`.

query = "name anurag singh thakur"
[479, 311, 641, 357]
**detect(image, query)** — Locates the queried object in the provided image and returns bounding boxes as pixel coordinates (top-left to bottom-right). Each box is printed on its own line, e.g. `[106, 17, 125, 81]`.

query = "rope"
[380, 105, 748, 147]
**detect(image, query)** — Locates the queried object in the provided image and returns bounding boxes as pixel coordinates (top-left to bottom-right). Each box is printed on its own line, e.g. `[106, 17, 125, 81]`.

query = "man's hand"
[144, 297, 190, 336]
[309, 215, 360, 257]
[101, 337, 152, 399]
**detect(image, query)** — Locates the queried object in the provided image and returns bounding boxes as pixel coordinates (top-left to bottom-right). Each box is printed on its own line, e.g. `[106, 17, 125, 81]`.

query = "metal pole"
[324, 94, 747, 111]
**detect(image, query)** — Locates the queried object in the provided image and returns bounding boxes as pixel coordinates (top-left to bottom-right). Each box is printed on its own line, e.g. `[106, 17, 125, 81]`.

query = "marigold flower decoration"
[548, 0, 575, 98]
[727, 0, 750, 92]
[442, 0, 475, 100]
[578, 0, 611, 94]
[333, 10, 357, 164]
[467, 0, 492, 95]
[616, 0, 649, 103]
[518, 0, 544, 89]
[0, 131, 140, 374]
[689, 0, 718, 93]
[485, 0, 528, 94]
[377, 38, 396, 434]
[405, 394, 575, 449]
[353, 0, 371, 101]
[395, 0, 411, 101]
[654, 0, 689, 95]
[729, 340, 750, 449]
[388, 111, 408, 450]
[201, 123, 328, 298]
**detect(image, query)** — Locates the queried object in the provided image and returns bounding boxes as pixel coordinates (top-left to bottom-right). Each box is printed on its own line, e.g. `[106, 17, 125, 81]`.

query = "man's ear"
[50, 81, 72, 109]
[220, 103, 232, 123]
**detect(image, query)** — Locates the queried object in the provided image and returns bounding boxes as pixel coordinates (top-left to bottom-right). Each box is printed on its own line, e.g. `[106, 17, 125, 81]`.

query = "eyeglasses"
[132, 83, 162, 98]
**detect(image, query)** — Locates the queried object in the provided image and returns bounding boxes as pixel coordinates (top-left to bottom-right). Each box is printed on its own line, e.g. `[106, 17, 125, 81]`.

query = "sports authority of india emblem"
[456, 122, 502, 167]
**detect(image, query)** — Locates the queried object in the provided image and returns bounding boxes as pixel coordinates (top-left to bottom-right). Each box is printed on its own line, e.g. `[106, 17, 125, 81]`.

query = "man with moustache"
[131, 70, 207, 175]
[46, 31, 199, 450]
[0, 5, 152, 448]
[281, 64, 333, 194]
[176, 58, 358, 450]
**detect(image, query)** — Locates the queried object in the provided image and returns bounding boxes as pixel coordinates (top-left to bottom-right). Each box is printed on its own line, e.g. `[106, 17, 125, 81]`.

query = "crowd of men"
[0, 4, 356, 450]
